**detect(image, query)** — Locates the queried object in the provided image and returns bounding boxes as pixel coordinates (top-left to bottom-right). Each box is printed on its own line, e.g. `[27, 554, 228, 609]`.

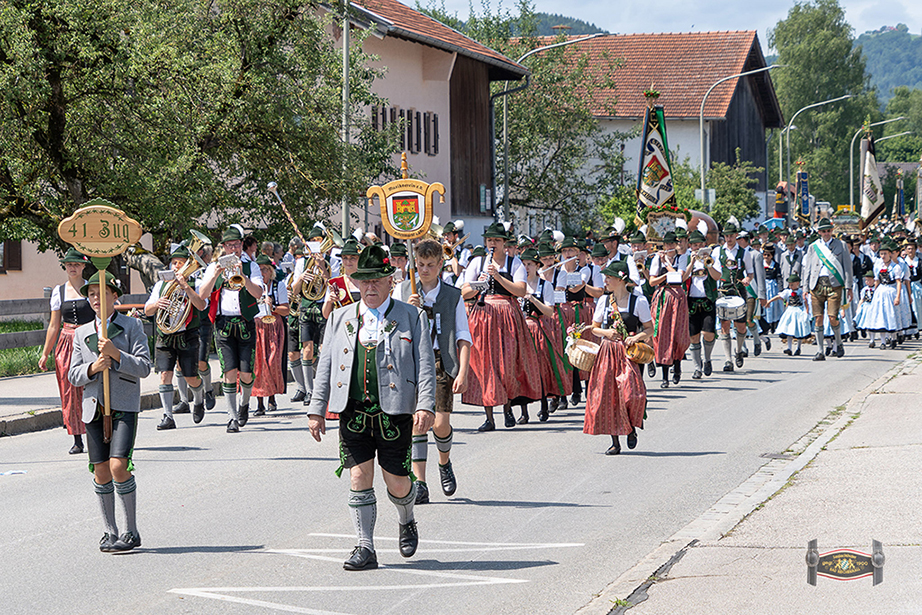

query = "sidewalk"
[0, 357, 224, 437]
[582, 351, 922, 614]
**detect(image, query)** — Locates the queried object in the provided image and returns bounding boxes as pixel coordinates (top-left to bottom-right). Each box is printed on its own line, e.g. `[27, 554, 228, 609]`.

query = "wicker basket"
[567, 338, 600, 372]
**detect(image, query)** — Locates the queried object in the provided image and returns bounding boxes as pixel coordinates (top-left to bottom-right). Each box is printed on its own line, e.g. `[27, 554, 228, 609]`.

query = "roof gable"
[540, 31, 783, 127]
[349, 0, 527, 81]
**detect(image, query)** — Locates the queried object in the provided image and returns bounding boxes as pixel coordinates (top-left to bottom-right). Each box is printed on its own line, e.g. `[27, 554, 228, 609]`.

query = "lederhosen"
[337, 302, 412, 477]
[298, 256, 329, 351]
[717, 245, 746, 324]
[210, 261, 258, 373]
[188, 268, 212, 365]
[687, 266, 718, 336]
[154, 281, 201, 377]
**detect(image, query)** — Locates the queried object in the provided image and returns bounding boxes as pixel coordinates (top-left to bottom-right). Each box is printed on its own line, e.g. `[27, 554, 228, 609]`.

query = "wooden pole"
[92, 257, 113, 443]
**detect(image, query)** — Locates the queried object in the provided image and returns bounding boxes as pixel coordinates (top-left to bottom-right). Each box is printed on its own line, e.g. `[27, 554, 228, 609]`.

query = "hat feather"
[613, 217, 626, 234]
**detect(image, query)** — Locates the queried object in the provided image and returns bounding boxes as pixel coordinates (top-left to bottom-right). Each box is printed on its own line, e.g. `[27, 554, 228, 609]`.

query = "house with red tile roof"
[324, 0, 527, 239]
[544, 31, 784, 217]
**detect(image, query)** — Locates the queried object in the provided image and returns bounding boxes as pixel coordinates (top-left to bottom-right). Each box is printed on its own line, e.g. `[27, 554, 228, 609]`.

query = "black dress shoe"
[646, 362, 656, 377]
[192, 403, 205, 424]
[172, 402, 190, 414]
[783, 348, 792, 355]
[254, 406, 266, 417]
[557, 397, 568, 411]
[813, 352, 825, 361]
[99, 533, 118, 552]
[69, 443, 84, 455]
[627, 428, 638, 450]
[825, 346, 832, 356]
[765, 337, 772, 351]
[238, 404, 249, 427]
[891, 338, 898, 349]
[571, 391, 582, 405]
[205, 389, 216, 410]
[836, 345, 845, 358]
[157, 414, 176, 430]
[268, 402, 277, 412]
[226, 419, 240, 433]
[672, 364, 681, 384]
[303, 392, 312, 406]
[605, 438, 621, 455]
[477, 420, 495, 432]
[703, 361, 712, 376]
[516, 411, 529, 425]
[290, 389, 306, 403]
[548, 397, 559, 414]
[794, 347, 801, 356]
[112, 531, 141, 552]
[692, 369, 702, 380]
[398, 521, 419, 558]
[503, 408, 516, 428]
[660, 380, 669, 389]
[537, 407, 549, 422]
[439, 461, 457, 496]
[723, 362, 734, 372]
[415, 481, 430, 505]
[343, 546, 378, 571]
[753, 344, 761, 357]
[860, 329, 867, 338]
[850, 331, 858, 342]
[741, 347, 749, 358]
[735, 352, 744, 368]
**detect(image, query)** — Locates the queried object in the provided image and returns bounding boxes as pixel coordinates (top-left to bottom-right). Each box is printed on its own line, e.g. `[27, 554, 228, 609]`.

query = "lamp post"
[490, 33, 605, 222]
[785, 94, 852, 185]
[340, 0, 351, 235]
[850, 117, 906, 208]
[699, 65, 780, 208]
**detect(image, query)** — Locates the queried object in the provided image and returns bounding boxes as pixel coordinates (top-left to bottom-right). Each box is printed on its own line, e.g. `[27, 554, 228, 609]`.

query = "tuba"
[299, 229, 344, 301]
[156, 230, 212, 335]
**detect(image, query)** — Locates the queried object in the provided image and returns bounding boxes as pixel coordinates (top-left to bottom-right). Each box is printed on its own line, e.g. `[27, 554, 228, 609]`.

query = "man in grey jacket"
[802, 218, 854, 360]
[308, 245, 436, 571]
[69, 271, 151, 553]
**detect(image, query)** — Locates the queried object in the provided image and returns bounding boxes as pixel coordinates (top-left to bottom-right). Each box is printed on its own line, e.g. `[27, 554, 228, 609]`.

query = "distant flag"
[635, 99, 677, 224]
[860, 134, 885, 229]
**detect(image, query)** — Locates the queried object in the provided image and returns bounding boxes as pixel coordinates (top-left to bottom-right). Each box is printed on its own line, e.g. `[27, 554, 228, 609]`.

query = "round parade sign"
[56, 198, 143, 257]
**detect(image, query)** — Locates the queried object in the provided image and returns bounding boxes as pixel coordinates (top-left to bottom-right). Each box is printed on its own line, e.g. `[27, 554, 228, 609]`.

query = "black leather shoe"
[112, 531, 141, 552]
[303, 392, 312, 406]
[753, 344, 761, 357]
[813, 352, 825, 361]
[703, 361, 712, 376]
[783, 348, 792, 355]
[735, 352, 744, 368]
[672, 364, 681, 384]
[192, 403, 205, 424]
[571, 391, 582, 405]
[548, 397, 559, 414]
[627, 428, 638, 450]
[343, 546, 378, 571]
[891, 338, 898, 349]
[398, 521, 419, 558]
[477, 420, 495, 432]
[226, 419, 240, 433]
[172, 402, 190, 414]
[415, 481, 430, 505]
[290, 389, 306, 403]
[516, 411, 529, 425]
[69, 443, 84, 455]
[99, 533, 118, 553]
[157, 414, 176, 430]
[692, 369, 702, 380]
[238, 404, 249, 427]
[850, 331, 858, 342]
[860, 329, 867, 338]
[741, 347, 749, 358]
[605, 438, 621, 455]
[723, 362, 734, 372]
[836, 345, 845, 358]
[825, 346, 832, 356]
[660, 380, 669, 388]
[765, 337, 772, 351]
[205, 389, 216, 410]
[646, 362, 656, 377]
[537, 407, 549, 422]
[254, 406, 266, 417]
[794, 347, 801, 356]
[503, 408, 516, 428]
[439, 461, 457, 496]
[268, 401, 277, 413]
[557, 397, 568, 411]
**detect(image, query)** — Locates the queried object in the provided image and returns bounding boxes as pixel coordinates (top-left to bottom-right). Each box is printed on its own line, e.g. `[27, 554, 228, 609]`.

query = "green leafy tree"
[855, 24, 922, 108]
[707, 149, 764, 226]
[0, 0, 397, 254]
[878, 86, 922, 162]
[768, 0, 879, 206]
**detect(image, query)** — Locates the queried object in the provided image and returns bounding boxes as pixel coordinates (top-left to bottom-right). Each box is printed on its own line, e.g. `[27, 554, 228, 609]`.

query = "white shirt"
[592, 292, 652, 326]
[50, 283, 86, 311]
[527, 276, 557, 305]
[204, 260, 263, 316]
[358, 297, 392, 347]
[462, 254, 527, 285]
[419, 281, 472, 351]
[144, 278, 206, 331]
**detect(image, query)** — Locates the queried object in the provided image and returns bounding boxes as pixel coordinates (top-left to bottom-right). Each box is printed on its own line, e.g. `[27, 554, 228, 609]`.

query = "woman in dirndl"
[39, 248, 94, 454]
[767, 274, 812, 355]
[253, 255, 289, 415]
[552, 236, 594, 404]
[897, 243, 917, 340]
[647, 231, 690, 388]
[461, 222, 542, 432]
[904, 239, 922, 337]
[761, 246, 783, 330]
[584, 260, 653, 455]
[520, 247, 570, 423]
[864, 238, 903, 349]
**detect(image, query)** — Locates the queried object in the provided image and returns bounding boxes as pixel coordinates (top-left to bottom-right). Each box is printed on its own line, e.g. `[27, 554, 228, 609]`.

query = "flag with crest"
[635, 97, 677, 224]
[860, 134, 885, 228]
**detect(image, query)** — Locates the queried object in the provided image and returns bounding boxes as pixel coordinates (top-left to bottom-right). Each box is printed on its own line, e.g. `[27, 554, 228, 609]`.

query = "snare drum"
[715, 295, 746, 321]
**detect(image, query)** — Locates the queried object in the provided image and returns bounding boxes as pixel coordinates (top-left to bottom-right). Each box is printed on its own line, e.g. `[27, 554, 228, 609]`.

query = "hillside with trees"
[855, 24, 922, 105]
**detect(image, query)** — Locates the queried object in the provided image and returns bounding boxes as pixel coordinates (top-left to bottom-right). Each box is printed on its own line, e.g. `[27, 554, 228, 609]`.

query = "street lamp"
[875, 130, 913, 144]
[849, 117, 906, 208]
[699, 65, 780, 207]
[490, 33, 605, 221]
[785, 94, 852, 184]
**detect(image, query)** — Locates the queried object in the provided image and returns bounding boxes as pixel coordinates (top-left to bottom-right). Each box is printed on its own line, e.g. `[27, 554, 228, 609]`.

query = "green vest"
[349, 335, 379, 405]
[158, 278, 201, 331]
[216, 261, 259, 320]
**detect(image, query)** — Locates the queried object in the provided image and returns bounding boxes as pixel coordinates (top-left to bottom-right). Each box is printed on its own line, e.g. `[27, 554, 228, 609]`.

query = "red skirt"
[651, 285, 691, 364]
[555, 302, 594, 380]
[463, 295, 543, 407]
[525, 315, 571, 398]
[55, 324, 85, 436]
[584, 339, 646, 436]
[253, 315, 286, 396]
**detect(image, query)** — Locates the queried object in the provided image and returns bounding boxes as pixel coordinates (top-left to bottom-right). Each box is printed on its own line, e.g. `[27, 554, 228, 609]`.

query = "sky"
[436, 0, 922, 49]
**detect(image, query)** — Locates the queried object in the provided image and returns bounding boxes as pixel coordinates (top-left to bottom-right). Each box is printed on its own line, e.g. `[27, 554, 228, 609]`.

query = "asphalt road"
[0, 340, 913, 615]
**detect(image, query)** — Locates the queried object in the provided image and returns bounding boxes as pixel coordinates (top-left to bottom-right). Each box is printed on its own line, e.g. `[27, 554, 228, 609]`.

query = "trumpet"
[217, 252, 245, 290]
[443, 233, 470, 259]
[693, 247, 714, 268]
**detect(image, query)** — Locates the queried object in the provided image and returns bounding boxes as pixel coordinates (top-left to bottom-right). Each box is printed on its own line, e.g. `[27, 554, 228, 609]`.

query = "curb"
[0, 383, 224, 438]
[576, 352, 918, 615]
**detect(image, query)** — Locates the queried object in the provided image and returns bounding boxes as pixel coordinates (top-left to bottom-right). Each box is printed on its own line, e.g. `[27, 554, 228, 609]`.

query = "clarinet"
[477, 247, 495, 307]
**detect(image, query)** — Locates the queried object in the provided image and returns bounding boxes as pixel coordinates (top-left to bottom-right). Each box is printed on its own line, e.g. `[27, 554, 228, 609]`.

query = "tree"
[707, 149, 764, 226]
[878, 86, 922, 162]
[0, 0, 397, 254]
[417, 0, 632, 232]
[768, 0, 879, 206]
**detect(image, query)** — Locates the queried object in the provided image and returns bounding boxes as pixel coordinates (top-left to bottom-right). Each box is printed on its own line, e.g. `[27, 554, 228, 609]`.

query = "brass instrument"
[156, 230, 212, 335]
[218, 253, 245, 290]
[693, 247, 714, 268]
[443, 233, 470, 259]
[259, 293, 277, 324]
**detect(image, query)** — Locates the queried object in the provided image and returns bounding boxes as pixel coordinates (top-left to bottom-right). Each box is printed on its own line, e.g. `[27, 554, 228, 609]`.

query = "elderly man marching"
[802, 218, 853, 360]
[308, 246, 436, 571]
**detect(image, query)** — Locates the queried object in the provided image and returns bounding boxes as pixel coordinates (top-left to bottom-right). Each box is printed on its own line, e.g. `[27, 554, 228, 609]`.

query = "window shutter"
[7, 241, 21, 271]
